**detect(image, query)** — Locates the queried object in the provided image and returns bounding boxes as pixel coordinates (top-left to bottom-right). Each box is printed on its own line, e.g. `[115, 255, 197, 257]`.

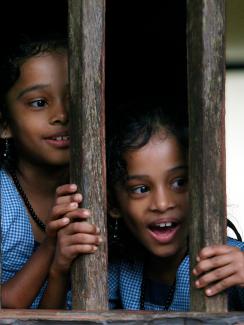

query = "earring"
[113, 219, 120, 242]
[3, 138, 9, 158]
[109, 218, 120, 245]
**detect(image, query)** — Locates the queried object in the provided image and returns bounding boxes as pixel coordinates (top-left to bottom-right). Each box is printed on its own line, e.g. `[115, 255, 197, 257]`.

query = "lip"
[45, 130, 69, 138]
[44, 130, 70, 148]
[147, 218, 181, 244]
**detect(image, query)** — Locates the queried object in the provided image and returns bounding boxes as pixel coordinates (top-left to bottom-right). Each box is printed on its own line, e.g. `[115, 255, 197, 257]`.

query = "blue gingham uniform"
[2, 168, 244, 310]
[108, 238, 244, 311]
[0, 168, 72, 309]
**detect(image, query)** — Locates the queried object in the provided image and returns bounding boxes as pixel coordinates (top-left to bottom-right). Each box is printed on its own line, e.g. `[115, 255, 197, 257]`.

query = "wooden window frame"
[1, 0, 244, 323]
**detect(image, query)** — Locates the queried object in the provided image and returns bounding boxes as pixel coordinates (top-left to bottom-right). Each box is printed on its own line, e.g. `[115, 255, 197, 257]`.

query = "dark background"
[0, 0, 187, 118]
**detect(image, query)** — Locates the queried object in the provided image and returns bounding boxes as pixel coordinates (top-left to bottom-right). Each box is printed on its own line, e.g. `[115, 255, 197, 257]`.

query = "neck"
[12, 161, 69, 226]
[146, 245, 188, 285]
[16, 160, 69, 194]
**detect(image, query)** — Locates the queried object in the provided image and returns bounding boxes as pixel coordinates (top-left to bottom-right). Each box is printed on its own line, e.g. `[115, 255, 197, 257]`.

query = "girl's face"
[114, 131, 189, 260]
[5, 51, 69, 168]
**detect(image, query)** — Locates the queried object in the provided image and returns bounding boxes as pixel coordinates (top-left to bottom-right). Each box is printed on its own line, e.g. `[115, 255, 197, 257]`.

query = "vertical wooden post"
[0, 176, 1, 309]
[187, 0, 227, 312]
[68, 0, 107, 310]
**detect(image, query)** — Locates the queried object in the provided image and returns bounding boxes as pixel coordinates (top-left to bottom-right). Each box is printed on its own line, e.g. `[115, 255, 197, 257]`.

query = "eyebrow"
[16, 84, 50, 99]
[126, 165, 188, 181]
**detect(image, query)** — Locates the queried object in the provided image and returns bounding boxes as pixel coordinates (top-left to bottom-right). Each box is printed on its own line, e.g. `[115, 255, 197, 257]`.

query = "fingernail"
[206, 289, 212, 296]
[195, 280, 200, 288]
[70, 184, 77, 190]
[98, 237, 103, 243]
[62, 217, 70, 224]
[93, 246, 98, 251]
[83, 210, 90, 217]
[70, 202, 78, 208]
[96, 227, 100, 234]
[74, 193, 82, 201]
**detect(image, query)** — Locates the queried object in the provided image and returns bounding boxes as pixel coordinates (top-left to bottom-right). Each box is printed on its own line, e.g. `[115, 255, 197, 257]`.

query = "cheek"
[179, 193, 189, 211]
[121, 199, 142, 219]
[122, 215, 142, 243]
[10, 125, 33, 141]
[121, 202, 144, 233]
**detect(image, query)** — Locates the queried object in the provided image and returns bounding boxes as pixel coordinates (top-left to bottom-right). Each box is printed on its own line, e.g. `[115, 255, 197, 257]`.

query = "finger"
[51, 202, 80, 220]
[56, 193, 82, 205]
[195, 264, 235, 289]
[59, 221, 100, 236]
[65, 233, 103, 246]
[62, 244, 99, 257]
[64, 209, 91, 222]
[203, 274, 239, 296]
[46, 217, 71, 234]
[55, 184, 78, 198]
[197, 245, 237, 261]
[193, 254, 232, 276]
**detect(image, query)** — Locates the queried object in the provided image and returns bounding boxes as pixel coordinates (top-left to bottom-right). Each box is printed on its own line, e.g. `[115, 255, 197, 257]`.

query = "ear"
[0, 113, 12, 139]
[0, 128, 12, 139]
[108, 206, 121, 219]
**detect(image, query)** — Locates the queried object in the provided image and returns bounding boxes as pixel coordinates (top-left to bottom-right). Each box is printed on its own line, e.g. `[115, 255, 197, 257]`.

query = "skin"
[4, 52, 71, 233]
[40, 184, 102, 308]
[1, 51, 100, 308]
[42, 128, 244, 308]
[112, 130, 244, 294]
[44, 130, 189, 305]
[113, 131, 189, 283]
[6, 52, 70, 168]
[193, 245, 244, 296]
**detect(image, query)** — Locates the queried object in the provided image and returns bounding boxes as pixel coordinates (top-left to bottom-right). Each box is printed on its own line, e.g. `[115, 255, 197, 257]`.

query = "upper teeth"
[54, 136, 69, 140]
[157, 222, 172, 228]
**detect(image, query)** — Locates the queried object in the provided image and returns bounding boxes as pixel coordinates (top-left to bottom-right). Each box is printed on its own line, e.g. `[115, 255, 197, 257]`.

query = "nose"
[49, 99, 69, 125]
[150, 187, 176, 212]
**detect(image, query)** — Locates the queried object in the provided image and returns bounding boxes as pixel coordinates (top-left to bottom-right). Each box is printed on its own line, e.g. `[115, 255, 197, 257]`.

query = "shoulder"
[227, 237, 244, 251]
[0, 168, 23, 210]
[0, 168, 17, 198]
[109, 257, 143, 278]
[0, 168, 30, 234]
[108, 258, 143, 310]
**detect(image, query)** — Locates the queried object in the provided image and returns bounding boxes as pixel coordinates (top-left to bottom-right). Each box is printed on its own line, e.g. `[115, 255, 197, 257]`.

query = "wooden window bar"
[0, 0, 244, 323]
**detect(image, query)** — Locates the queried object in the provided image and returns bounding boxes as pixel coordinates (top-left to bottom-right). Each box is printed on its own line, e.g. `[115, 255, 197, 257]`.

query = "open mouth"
[45, 134, 70, 148]
[148, 221, 179, 243]
[50, 135, 70, 141]
[149, 222, 177, 231]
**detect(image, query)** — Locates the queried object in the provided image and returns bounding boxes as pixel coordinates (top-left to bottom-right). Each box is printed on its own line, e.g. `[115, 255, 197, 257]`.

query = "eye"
[129, 185, 150, 195]
[29, 99, 48, 109]
[171, 177, 188, 192]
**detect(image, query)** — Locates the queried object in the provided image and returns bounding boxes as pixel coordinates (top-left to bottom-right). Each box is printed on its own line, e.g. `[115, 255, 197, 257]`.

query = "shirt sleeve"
[227, 237, 244, 310]
[108, 260, 122, 309]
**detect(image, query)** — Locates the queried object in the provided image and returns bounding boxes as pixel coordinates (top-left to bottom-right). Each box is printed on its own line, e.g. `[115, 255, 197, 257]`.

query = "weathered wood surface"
[0, 310, 244, 325]
[68, 0, 107, 310]
[0, 175, 1, 308]
[187, 0, 227, 312]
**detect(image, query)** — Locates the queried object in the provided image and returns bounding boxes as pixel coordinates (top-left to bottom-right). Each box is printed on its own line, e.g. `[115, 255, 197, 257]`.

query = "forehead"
[19, 51, 68, 77]
[123, 132, 185, 172]
[8, 52, 67, 92]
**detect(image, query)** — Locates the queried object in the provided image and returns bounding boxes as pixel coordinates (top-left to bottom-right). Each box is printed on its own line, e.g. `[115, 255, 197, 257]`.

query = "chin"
[150, 244, 182, 259]
[48, 155, 70, 166]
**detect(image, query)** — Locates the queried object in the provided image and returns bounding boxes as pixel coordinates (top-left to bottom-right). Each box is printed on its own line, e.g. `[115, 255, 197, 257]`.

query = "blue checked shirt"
[108, 241, 244, 311]
[1, 168, 244, 310]
[0, 168, 72, 309]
